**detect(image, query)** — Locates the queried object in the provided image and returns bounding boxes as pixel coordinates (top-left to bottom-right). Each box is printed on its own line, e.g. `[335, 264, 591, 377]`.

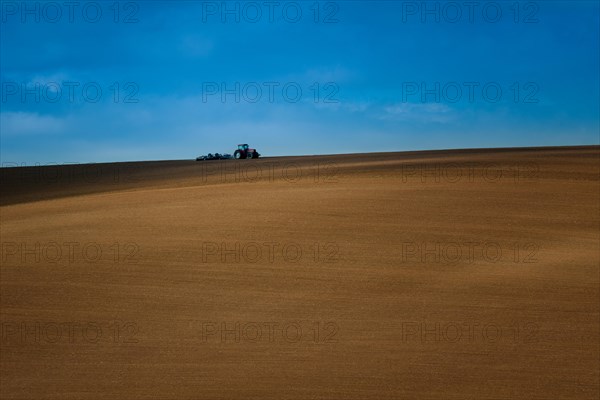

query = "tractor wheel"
[234, 150, 242, 159]
[247, 152, 254, 159]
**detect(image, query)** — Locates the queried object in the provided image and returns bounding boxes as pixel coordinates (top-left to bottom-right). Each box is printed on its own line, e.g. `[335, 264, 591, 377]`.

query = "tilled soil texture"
[1, 146, 599, 399]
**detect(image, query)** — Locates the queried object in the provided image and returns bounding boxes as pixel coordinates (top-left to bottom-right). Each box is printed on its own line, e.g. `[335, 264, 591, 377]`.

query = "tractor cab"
[238, 144, 249, 151]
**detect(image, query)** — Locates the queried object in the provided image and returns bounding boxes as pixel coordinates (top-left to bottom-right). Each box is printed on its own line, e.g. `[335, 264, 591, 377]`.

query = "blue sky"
[1, 0, 599, 164]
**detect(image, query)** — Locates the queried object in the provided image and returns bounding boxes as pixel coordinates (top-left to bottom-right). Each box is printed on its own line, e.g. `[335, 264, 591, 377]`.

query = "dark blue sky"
[1, 1, 599, 163]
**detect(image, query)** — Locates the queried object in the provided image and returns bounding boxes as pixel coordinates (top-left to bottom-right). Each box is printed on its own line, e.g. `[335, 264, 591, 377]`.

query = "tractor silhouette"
[234, 144, 260, 159]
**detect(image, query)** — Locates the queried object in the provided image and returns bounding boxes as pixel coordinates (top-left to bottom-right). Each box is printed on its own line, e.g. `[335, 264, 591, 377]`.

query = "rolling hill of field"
[1, 146, 598, 399]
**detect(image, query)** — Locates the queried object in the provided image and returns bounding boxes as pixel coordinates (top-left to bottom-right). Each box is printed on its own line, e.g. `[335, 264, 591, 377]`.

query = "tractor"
[234, 144, 260, 159]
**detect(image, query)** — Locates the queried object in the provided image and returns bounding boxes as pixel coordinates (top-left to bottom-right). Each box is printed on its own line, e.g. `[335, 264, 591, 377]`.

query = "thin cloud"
[380, 103, 456, 123]
[0, 112, 68, 136]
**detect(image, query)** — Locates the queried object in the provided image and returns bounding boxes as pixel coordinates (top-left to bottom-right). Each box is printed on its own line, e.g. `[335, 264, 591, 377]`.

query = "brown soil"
[1, 146, 598, 399]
